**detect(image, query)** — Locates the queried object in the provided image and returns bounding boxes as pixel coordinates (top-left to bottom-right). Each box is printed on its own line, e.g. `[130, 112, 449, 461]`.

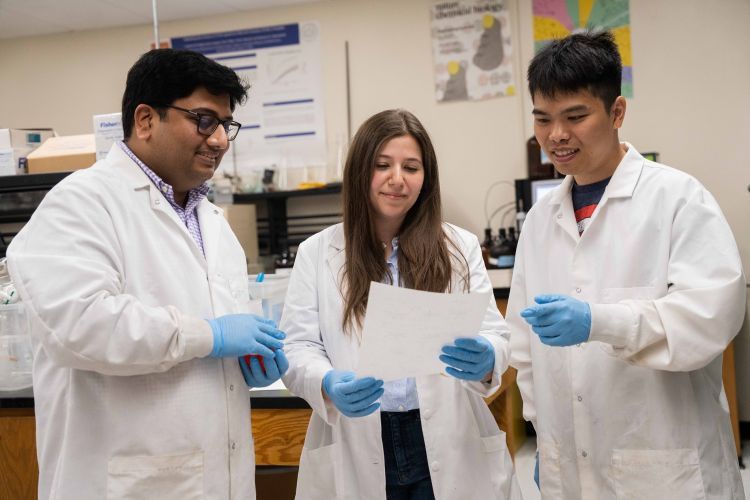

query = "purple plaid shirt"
[118, 141, 209, 256]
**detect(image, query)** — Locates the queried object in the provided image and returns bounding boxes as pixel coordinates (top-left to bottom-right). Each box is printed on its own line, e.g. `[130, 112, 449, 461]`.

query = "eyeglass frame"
[159, 104, 242, 141]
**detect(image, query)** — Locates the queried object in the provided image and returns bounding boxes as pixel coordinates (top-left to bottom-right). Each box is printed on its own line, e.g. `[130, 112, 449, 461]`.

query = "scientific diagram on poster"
[533, 0, 633, 97]
[431, 1, 516, 102]
[171, 22, 326, 182]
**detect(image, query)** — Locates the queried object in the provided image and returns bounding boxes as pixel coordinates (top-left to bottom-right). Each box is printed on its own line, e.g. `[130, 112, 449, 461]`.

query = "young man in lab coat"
[507, 31, 745, 499]
[7, 49, 288, 499]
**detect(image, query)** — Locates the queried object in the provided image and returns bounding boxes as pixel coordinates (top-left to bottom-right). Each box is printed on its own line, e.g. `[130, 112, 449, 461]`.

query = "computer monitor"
[515, 177, 565, 214]
[531, 178, 564, 206]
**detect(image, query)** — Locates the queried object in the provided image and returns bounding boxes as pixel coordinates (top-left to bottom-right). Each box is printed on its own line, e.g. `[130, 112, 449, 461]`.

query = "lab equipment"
[0, 258, 32, 391]
[207, 314, 284, 358]
[247, 273, 290, 324]
[322, 370, 384, 418]
[239, 348, 289, 388]
[520, 294, 591, 347]
[439, 336, 495, 381]
[244, 272, 267, 373]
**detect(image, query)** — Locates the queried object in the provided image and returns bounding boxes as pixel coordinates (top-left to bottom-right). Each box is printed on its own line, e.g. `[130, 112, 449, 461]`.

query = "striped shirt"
[572, 176, 610, 235]
[118, 141, 209, 256]
[380, 237, 420, 412]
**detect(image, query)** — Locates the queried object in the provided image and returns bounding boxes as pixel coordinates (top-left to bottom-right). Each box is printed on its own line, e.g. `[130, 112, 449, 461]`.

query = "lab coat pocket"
[229, 274, 251, 313]
[611, 448, 705, 500]
[107, 450, 203, 500]
[538, 440, 564, 500]
[297, 442, 340, 499]
[481, 434, 519, 498]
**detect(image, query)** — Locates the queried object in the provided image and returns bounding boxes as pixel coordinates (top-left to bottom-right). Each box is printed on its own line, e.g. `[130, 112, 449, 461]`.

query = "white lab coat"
[7, 144, 256, 500]
[281, 223, 521, 500]
[507, 144, 746, 499]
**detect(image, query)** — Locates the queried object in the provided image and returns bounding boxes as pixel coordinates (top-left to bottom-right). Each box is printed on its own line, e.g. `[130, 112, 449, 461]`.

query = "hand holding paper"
[356, 282, 492, 381]
[439, 336, 495, 381]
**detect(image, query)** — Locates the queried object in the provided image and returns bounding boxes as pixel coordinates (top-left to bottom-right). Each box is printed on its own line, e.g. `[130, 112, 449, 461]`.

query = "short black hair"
[121, 49, 249, 139]
[528, 30, 622, 110]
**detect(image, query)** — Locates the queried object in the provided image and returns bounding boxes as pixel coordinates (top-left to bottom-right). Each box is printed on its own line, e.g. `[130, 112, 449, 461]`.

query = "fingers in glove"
[445, 366, 486, 381]
[339, 376, 383, 396]
[273, 349, 289, 377]
[453, 337, 490, 352]
[254, 331, 285, 352]
[439, 354, 487, 375]
[441, 345, 485, 363]
[343, 402, 381, 418]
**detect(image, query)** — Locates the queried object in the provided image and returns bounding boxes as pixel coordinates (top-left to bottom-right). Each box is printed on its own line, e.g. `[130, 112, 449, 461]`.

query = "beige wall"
[2, 0, 750, 414]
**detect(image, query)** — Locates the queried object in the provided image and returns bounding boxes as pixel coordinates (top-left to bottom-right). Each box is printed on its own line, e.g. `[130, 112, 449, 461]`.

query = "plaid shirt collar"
[118, 141, 210, 211]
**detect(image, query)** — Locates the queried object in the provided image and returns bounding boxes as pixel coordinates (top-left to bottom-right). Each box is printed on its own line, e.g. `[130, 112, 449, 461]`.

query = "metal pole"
[345, 40, 351, 142]
[151, 0, 160, 49]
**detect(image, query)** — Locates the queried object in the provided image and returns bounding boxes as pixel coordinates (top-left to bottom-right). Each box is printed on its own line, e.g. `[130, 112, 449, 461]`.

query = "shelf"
[0, 172, 73, 194]
[232, 182, 341, 203]
[233, 183, 342, 255]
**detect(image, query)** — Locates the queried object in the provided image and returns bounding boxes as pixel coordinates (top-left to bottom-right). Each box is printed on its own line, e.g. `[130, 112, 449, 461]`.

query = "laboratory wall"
[1, 0, 749, 415]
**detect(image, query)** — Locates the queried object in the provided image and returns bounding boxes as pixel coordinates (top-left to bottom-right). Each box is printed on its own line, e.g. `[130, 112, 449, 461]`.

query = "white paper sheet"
[356, 282, 491, 381]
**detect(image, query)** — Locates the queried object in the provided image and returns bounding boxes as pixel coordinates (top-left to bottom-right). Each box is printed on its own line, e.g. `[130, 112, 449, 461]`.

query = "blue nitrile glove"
[520, 294, 591, 347]
[322, 370, 384, 418]
[534, 452, 539, 489]
[239, 349, 289, 388]
[439, 336, 495, 381]
[207, 314, 285, 358]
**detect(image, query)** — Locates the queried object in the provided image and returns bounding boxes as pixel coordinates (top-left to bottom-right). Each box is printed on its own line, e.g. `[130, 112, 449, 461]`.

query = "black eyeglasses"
[161, 104, 242, 141]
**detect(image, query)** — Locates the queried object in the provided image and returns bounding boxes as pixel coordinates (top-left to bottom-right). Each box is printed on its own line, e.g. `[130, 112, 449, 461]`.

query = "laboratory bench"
[0, 294, 524, 500]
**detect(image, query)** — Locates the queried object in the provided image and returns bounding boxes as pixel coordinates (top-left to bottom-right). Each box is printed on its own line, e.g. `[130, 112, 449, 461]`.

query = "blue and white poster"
[171, 22, 326, 186]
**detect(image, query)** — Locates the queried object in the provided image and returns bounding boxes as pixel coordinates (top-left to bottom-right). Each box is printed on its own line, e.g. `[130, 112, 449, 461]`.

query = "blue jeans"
[380, 410, 435, 500]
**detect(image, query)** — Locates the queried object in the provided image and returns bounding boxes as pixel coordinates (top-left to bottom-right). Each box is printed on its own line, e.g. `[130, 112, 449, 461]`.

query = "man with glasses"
[7, 49, 287, 499]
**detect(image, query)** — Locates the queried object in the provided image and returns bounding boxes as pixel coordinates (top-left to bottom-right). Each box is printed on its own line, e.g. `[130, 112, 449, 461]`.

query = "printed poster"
[171, 22, 326, 180]
[431, 1, 516, 102]
[533, 0, 633, 97]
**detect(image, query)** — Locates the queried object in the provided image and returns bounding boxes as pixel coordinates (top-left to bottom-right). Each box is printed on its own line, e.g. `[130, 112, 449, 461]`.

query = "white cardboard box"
[93, 113, 123, 160]
[0, 128, 55, 176]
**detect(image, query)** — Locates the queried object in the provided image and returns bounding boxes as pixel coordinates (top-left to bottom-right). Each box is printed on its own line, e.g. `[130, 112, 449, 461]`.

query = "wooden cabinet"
[0, 408, 37, 500]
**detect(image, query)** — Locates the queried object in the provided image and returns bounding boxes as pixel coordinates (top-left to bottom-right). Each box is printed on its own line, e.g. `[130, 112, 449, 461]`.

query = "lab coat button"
[577, 395, 583, 402]
[154, 199, 161, 205]
[231, 441, 236, 450]
[557, 214, 563, 219]
[229, 384, 234, 391]
[422, 409, 432, 419]
[430, 461, 440, 472]
[575, 287, 581, 293]
[581, 450, 588, 458]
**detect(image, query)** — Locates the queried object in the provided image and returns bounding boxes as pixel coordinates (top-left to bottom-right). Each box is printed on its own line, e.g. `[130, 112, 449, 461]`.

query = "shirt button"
[161, 185, 168, 193]
[398, 405, 405, 412]
[575, 287, 582, 293]
[577, 395, 583, 402]
[430, 461, 440, 472]
[581, 450, 588, 458]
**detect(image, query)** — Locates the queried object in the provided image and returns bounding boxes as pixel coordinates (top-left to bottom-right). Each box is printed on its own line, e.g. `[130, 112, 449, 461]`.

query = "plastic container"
[247, 274, 290, 324]
[0, 303, 32, 391]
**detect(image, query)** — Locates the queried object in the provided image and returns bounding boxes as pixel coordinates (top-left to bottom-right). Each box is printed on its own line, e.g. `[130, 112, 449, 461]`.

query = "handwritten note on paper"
[356, 282, 491, 381]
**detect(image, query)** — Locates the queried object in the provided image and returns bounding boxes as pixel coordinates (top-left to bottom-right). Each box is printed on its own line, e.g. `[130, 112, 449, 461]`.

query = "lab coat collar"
[326, 224, 346, 283]
[602, 142, 645, 199]
[546, 142, 644, 205]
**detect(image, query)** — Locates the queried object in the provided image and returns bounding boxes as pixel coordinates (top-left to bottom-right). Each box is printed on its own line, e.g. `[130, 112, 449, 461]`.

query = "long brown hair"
[341, 109, 468, 334]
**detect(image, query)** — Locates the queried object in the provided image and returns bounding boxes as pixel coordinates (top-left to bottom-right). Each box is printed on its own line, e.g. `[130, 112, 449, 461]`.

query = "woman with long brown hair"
[281, 109, 520, 499]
